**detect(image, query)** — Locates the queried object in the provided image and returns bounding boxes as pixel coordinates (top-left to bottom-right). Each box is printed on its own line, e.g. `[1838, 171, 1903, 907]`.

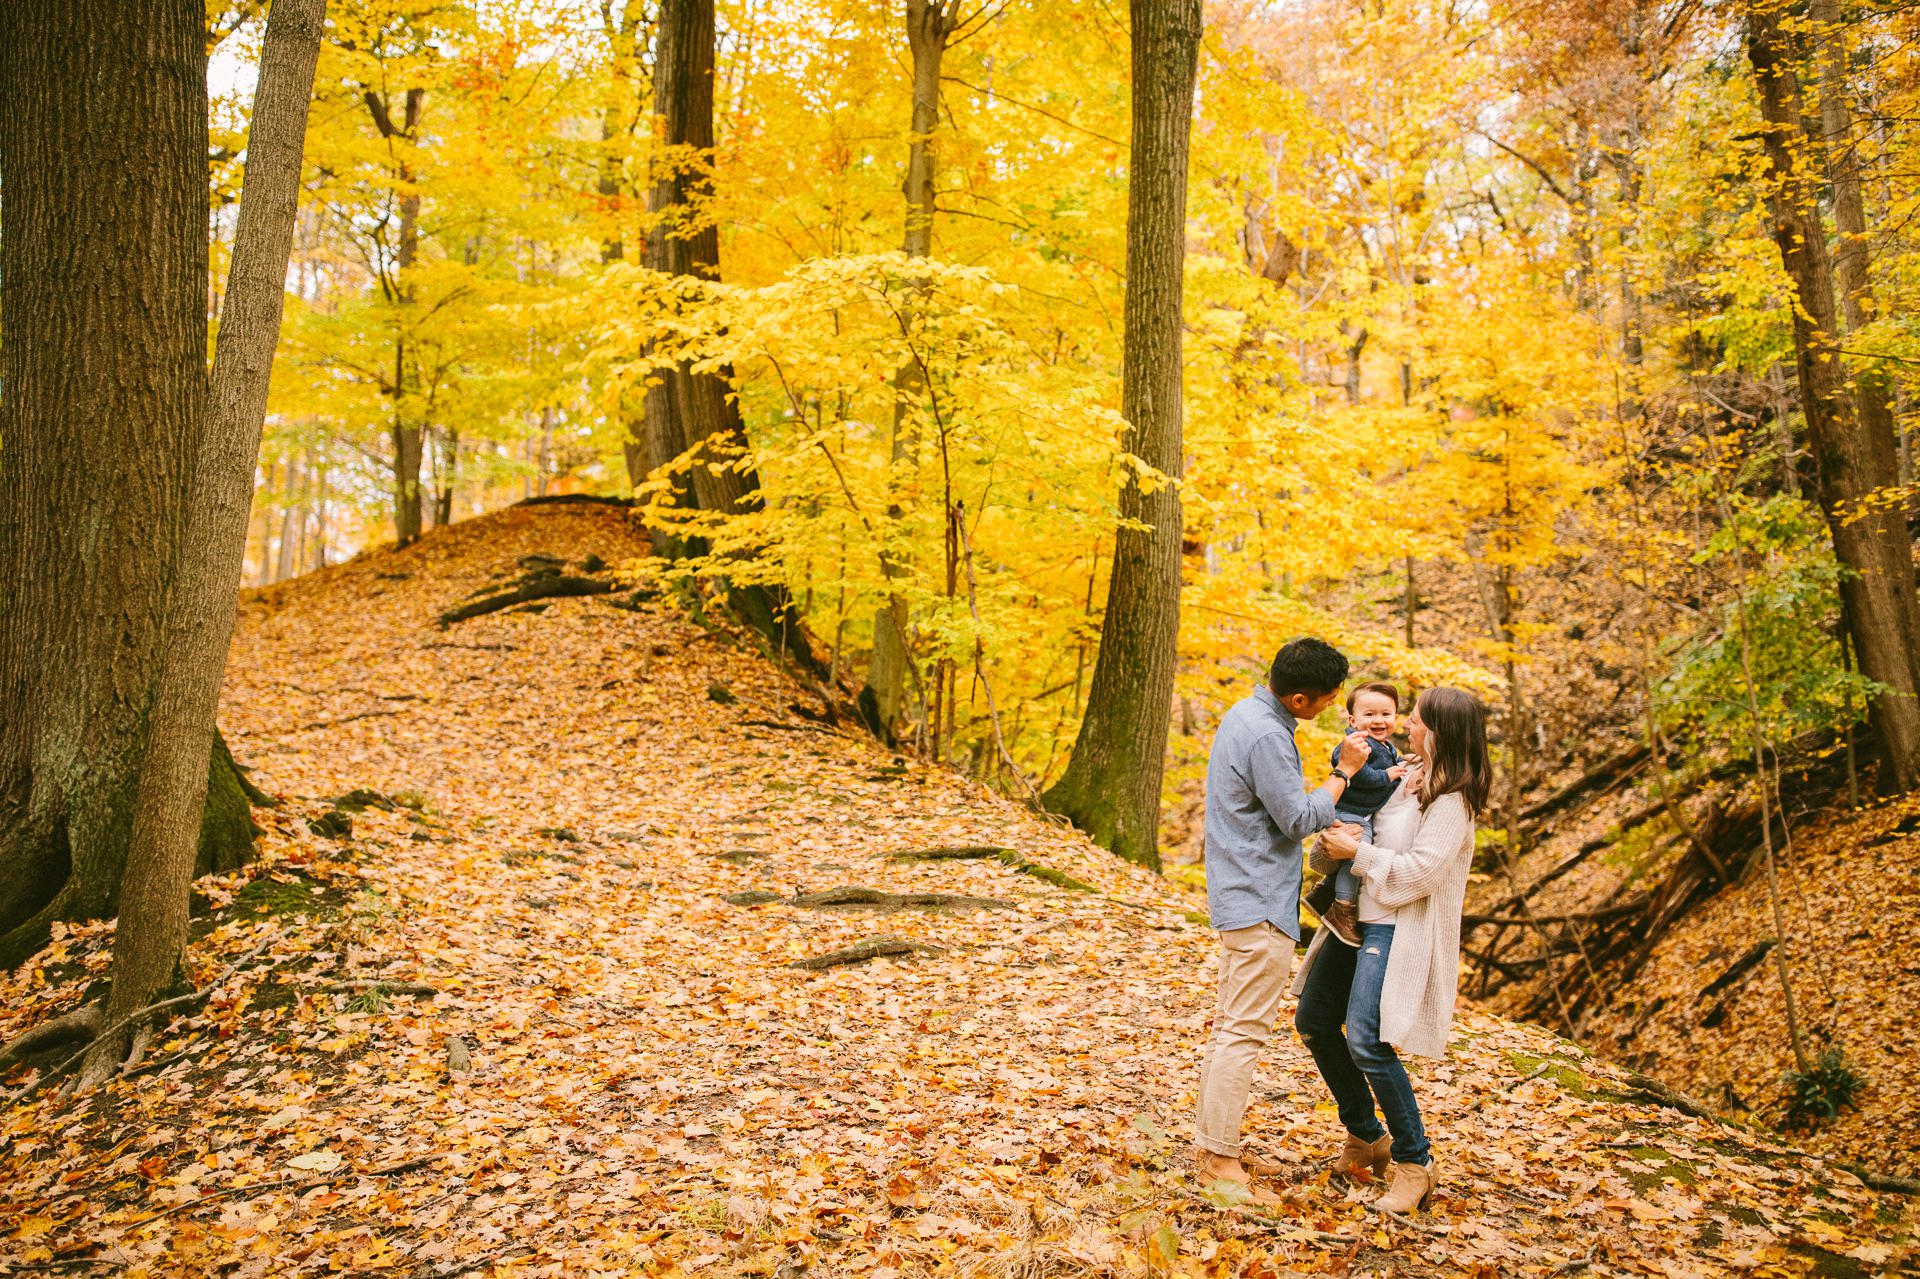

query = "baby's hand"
[1387, 764, 1410, 781]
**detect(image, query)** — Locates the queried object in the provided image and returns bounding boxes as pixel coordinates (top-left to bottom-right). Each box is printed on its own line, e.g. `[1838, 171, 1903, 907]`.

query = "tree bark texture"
[642, 0, 821, 674]
[1042, 0, 1201, 871]
[1747, 4, 1920, 791]
[0, 0, 210, 967]
[79, 0, 325, 1086]
[864, 0, 962, 742]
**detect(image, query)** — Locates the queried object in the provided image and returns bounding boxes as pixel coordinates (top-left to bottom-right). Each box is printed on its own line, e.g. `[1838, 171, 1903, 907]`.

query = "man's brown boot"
[1374, 1160, 1437, 1214]
[1322, 899, 1362, 947]
[1333, 1132, 1391, 1182]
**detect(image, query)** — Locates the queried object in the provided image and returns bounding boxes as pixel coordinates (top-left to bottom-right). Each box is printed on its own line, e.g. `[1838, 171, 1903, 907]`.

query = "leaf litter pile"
[2, 503, 1913, 1277]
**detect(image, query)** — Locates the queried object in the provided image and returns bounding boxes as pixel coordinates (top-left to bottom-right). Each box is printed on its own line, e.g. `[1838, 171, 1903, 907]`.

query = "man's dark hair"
[1268, 638, 1349, 699]
[1346, 680, 1400, 712]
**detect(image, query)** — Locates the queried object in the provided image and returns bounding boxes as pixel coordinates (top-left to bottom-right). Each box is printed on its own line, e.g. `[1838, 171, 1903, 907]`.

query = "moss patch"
[1788, 1243, 1869, 1279]
[1620, 1144, 1699, 1192]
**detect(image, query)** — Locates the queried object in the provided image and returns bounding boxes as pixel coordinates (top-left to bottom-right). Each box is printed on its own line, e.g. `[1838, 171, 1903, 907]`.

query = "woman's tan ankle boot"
[1334, 1132, 1392, 1181]
[1374, 1160, 1436, 1213]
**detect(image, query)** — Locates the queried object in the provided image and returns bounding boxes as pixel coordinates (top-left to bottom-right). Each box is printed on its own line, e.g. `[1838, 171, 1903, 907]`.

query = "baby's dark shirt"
[1330, 735, 1401, 817]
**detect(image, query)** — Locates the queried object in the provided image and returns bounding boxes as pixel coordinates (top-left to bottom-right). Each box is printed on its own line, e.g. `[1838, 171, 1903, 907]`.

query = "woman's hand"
[1320, 822, 1364, 860]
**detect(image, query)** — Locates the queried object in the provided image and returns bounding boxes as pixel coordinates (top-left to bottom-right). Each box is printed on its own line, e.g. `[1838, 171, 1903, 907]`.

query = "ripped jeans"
[1292, 921, 1431, 1166]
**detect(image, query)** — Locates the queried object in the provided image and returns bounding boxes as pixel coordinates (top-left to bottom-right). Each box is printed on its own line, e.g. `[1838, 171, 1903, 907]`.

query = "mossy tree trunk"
[1042, 0, 1201, 872]
[0, 0, 274, 978]
[0, 0, 203, 968]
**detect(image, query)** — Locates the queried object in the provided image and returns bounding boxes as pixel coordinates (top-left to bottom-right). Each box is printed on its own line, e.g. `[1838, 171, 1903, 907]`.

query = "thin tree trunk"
[77, 0, 325, 1087]
[367, 86, 425, 547]
[645, 0, 823, 675]
[1042, 0, 1201, 871]
[0, 0, 205, 968]
[1747, 4, 1920, 791]
[600, 1, 653, 489]
[863, 0, 962, 742]
[275, 450, 306, 583]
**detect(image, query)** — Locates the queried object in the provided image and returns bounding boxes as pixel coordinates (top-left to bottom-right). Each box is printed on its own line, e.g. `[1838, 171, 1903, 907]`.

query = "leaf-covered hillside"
[1, 503, 1912, 1278]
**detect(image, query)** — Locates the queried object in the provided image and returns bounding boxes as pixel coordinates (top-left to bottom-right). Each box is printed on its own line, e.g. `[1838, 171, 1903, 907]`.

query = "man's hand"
[1336, 732, 1371, 775]
[1320, 822, 1363, 860]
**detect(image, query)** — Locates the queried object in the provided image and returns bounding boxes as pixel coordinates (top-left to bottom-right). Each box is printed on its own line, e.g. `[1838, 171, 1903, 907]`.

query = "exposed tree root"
[887, 845, 1013, 861]
[788, 935, 941, 970]
[9, 931, 284, 1099]
[884, 846, 1097, 893]
[317, 979, 438, 997]
[791, 885, 1010, 911]
[438, 574, 615, 626]
[0, 1006, 102, 1074]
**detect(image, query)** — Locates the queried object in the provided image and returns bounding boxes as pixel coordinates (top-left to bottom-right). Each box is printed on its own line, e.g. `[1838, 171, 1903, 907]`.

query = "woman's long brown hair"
[1415, 687, 1492, 818]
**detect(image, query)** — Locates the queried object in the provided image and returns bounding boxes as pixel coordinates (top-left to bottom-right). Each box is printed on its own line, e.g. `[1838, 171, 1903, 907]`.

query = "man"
[1194, 637, 1372, 1201]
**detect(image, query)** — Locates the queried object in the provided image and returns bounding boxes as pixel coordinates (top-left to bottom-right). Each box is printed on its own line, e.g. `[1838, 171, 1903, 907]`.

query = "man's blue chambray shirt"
[1203, 686, 1337, 939]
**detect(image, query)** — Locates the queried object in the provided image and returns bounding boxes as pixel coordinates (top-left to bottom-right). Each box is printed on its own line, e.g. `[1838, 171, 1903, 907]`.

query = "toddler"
[1307, 681, 1414, 947]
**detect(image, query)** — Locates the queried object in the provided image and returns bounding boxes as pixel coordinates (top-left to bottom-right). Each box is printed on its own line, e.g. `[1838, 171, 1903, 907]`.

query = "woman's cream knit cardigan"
[1290, 780, 1475, 1059]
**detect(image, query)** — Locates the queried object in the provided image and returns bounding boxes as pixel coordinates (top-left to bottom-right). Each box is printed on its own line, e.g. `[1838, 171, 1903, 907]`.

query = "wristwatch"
[1332, 767, 1352, 782]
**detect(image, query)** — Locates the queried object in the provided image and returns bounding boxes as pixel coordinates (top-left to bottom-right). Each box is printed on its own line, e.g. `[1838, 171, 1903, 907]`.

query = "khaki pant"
[1194, 923, 1296, 1157]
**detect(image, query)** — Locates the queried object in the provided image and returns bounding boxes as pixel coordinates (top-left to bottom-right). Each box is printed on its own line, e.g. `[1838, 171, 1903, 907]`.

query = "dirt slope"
[1, 502, 1913, 1278]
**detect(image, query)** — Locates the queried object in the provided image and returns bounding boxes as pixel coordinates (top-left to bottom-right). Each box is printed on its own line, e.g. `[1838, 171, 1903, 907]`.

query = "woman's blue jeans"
[1293, 921, 1431, 1165]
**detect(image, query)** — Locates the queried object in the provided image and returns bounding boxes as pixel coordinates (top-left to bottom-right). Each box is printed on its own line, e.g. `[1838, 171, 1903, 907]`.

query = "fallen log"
[1698, 938, 1776, 1002]
[1463, 897, 1650, 929]
[1521, 745, 1652, 826]
[438, 574, 614, 626]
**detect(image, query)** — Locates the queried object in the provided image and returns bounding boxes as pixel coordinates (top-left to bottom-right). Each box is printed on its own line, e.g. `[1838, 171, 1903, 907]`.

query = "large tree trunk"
[77, 0, 325, 1087]
[1747, 5, 1920, 792]
[639, 0, 706, 555]
[0, 0, 209, 968]
[645, 0, 823, 675]
[1041, 0, 1201, 871]
[862, 0, 962, 743]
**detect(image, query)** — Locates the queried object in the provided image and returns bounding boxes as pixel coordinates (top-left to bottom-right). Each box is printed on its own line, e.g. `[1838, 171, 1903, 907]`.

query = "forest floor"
[1, 501, 1915, 1278]
[1477, 763, 1920, 1180]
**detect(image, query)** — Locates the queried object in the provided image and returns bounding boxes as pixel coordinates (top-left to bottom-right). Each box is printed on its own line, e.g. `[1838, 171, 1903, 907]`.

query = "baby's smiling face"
[1347, 689, 1398, 740]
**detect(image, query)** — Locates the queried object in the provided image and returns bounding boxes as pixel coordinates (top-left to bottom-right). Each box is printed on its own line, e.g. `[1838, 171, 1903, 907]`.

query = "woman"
[1291, 686, 1491, 1214]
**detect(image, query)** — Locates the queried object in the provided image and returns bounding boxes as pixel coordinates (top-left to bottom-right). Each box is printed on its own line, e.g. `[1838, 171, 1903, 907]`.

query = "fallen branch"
[315, 980, 439, 997]
[1463, 897, 1649, 929]
[1521, 745, 1651, 826]
[1617, 1071, 1721, 1121]
[1835, 1161, 1920, 1197]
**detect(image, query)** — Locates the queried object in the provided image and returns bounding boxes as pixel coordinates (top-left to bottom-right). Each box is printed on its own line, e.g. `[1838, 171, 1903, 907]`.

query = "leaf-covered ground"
[1539, 786, 1920, 1180]
[2, 502, 1913, 1277]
